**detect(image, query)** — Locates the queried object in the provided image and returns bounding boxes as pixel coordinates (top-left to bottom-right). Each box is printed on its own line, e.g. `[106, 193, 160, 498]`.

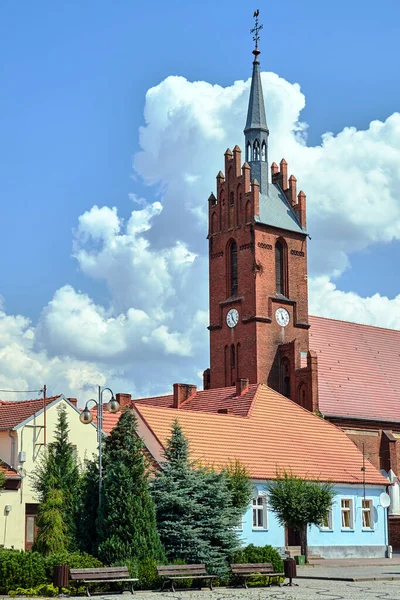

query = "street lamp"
[79, 386, 120, 507]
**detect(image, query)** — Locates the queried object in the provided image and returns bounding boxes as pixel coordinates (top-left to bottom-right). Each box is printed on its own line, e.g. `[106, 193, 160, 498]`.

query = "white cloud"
[1, 68, 400, 403]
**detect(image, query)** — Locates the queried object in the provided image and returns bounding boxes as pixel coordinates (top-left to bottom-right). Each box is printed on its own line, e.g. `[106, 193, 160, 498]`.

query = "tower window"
[253, 139, 260, 161]
[229, 240, 238, 297]
[275, 240, 287, 296]
[246, 142, 251, 162]
[280, 358, 291, 399]
[261, 141, 266, 161]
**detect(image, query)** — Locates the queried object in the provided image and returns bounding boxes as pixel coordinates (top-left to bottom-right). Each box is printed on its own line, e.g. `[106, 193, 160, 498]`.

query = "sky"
[1, 0, 400, 403]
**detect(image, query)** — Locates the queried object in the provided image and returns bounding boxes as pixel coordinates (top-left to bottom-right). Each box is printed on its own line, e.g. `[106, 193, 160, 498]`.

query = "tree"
[97, 408, 164, 565]
[31, 403, 80, 547]
[223, 459, 253, 518]
[266, 471, 335, 562]
[151, 420, 240, 576]
[0, 464, 6, 491]
[32, 489, 68, 555]
[75, 457, 99, 556]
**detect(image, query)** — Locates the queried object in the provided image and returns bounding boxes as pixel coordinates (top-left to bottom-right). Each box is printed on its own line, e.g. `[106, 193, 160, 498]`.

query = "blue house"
[114, 381, 391, 559]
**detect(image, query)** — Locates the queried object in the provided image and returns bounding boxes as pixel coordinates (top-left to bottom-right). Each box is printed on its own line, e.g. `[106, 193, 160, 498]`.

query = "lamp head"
[107, 398, 120, 414]
[79, 407, 93, 425]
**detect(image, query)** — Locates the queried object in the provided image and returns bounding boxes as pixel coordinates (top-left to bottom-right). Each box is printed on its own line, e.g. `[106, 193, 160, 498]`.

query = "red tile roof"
[134, 384, 387, 486]
[0, 461, 21, 479]
[98, 385, 258, 434]
[309, 315, 400, 422]
[0, 396, 61, 430]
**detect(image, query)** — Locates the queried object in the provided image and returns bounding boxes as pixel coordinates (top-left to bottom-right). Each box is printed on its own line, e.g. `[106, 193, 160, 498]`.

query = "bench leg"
[86, 584, 91, 598]
[209, 578, 213, 591]
[171, 580, 176, 593]
[243, 577, 248, 590]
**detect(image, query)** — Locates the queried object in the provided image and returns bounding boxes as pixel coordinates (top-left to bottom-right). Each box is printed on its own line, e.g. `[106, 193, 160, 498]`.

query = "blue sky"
[1, 0, 399, 400]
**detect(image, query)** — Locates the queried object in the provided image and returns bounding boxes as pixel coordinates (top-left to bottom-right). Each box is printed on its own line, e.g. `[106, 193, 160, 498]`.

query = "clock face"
[276, 307, 290, 327]
[226, 308, 239, 328]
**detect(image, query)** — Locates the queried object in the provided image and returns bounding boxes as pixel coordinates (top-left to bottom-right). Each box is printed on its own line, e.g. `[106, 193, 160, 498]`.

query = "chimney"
[116, 393, 132, 409]
[236, 378, 249, 396]
[67, 397, 77, 407]
[203, 368, 211, 391]
[173, 383, 197, 409]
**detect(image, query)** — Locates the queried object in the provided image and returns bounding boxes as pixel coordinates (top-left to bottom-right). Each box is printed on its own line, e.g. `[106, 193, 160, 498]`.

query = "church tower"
[205, 13, 318, 411]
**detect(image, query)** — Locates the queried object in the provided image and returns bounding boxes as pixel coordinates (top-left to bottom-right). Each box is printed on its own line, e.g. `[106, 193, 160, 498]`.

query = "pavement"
[297, 561, 400, 581]
[10, 582, 400, 600]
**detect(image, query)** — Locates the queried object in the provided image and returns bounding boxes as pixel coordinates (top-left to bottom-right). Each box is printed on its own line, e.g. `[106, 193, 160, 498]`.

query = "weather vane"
[250, 9, 263, 51]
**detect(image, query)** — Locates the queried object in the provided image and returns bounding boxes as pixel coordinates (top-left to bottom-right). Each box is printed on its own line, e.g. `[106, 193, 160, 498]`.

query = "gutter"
[323, 413, 400, 425]
[7, 429, 16, 468]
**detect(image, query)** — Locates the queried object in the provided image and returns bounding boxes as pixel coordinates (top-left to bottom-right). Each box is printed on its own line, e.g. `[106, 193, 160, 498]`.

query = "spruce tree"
[97, 408, 164, 565]
[151, 420, 240, 576]
[75, 457, 99, 556]
[32, 489, 68, 555]
[31, 403, 80, 548]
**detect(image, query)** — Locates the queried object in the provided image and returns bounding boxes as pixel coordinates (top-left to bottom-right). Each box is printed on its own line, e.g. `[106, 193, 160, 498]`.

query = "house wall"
[0, 398, 99, 550]
[0, 488, 25, 549]
[238, 481, 388, 558]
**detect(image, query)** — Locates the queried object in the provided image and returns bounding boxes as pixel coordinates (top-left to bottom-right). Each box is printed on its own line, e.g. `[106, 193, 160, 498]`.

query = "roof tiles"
[134, 384, 387, 486]
[309, 315, 400, 422]
[0, 396, 61, 430]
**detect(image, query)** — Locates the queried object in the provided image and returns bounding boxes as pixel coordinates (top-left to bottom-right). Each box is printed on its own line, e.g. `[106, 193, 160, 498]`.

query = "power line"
[0, 389, 44, 394]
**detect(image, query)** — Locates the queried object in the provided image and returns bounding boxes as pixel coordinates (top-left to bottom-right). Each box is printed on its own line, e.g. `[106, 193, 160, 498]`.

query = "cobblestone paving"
[16, 582, 400, 600]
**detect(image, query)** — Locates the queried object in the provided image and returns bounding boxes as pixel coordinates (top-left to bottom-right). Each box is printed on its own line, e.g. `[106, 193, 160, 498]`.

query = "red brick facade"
[206, 147, 317, 410]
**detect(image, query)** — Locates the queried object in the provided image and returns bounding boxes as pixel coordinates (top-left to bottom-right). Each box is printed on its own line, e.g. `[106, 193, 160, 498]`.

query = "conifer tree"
[31, 403, 80, 547]
[32, 489, 68, 555]
[75, 457, 99, 556]
[97, 408, 164, 565]
[151, 420, 240, 576]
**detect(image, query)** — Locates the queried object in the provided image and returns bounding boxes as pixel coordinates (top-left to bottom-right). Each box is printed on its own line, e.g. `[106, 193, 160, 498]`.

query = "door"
[25, 504, 39, 550]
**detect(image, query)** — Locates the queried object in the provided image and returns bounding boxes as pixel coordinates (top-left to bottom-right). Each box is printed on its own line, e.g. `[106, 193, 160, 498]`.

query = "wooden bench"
[230, 563, 285, 588]
[157, 564, 216, 592]
[70, 567, 138, 597]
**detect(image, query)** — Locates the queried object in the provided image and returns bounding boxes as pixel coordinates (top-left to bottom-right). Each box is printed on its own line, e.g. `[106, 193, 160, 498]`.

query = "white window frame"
[252, 494, 268, 530]
[361, 498, 374, 531]
[319, 504, 334, 531]
[341, 497, 354, 530]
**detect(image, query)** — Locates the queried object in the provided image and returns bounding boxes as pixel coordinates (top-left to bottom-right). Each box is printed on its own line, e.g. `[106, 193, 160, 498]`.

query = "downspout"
[7, 429, 16, 468]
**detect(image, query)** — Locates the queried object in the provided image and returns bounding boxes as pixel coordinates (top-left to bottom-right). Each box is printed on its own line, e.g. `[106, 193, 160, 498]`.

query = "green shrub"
[0, 549, 46, 593]
[0, 548, 101, 594]
[9, 584, 60, 597]
[231, 544, 284, 573]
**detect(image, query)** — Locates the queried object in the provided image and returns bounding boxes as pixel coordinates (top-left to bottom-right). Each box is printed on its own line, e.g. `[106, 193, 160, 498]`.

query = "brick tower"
[204, 30, 318, 411]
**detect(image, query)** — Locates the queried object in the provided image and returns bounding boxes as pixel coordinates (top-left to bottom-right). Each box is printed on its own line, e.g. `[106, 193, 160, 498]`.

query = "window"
[362, 499, 374, 530]
[341, 498, 354, 529]
[252, 495, 268, 529]
[280, 358, 291, 399]
[275, 240, 286, 295]
[245, 200, 252, 223]
[211, 212, 217, 234]
[261, 140, 266, 161]
[246, 142, 251, 163]
[253, 139, 260, 161]
[230, 344, 235, 369]
[229, 241, 238, 297]
[320, 505, 333, 530]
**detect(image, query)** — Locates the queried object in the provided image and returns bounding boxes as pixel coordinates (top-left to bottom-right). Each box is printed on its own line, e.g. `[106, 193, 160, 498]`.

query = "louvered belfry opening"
[230, 241, 238, 297]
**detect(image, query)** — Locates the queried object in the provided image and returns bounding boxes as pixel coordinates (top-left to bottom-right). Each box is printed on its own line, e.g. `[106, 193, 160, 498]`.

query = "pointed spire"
[244, 10, 269, 194]
[244, 53, 268, 134]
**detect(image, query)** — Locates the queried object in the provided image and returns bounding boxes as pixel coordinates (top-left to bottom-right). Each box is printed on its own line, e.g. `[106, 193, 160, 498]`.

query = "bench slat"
[231, 563, 273, 569]
[70, 568, 129, 574]
[80, 579, 138, 583]
[157, 564, 205, 572]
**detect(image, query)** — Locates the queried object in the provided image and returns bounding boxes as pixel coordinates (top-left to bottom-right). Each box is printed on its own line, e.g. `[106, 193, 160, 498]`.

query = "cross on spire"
[250, 9, 263, 51]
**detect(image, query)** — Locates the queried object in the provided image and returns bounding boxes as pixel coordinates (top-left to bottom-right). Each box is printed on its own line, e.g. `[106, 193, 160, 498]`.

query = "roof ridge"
[310, 314, 400, 333]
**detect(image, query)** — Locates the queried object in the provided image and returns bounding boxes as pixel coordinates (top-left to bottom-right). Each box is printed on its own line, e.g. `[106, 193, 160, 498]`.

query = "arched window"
[211, 212, 217, 234]
[275, 240, 287, 296]
[230, 344, 236, 385]
[246, 142, 251, 162]
[228, 191, 234, 228]
[261, 141, 266, 161]
[237, 343, 241, 379]
[230, 242, 238, 296]
[281, 358, 291, 398]
[253, 139, 260, 161]
[224, 345, 229, 387]
[297, 383, 307, 408]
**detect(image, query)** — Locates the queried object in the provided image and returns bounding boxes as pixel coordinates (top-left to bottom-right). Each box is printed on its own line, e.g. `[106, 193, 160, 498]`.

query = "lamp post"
[79, 386, 120, 507]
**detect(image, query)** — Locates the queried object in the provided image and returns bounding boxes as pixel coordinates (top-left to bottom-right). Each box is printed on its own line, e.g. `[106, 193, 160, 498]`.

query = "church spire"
[244, 10, 269, 193]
